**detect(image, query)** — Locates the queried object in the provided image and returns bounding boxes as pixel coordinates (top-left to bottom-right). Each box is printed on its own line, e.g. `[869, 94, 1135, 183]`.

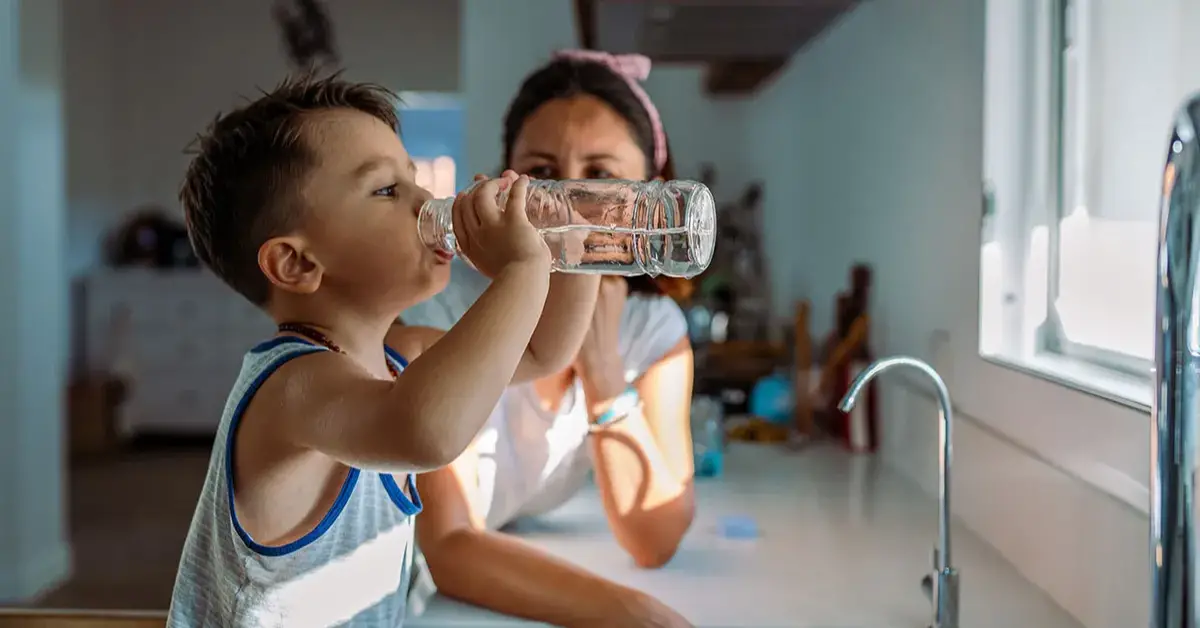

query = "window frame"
[979, 0, 1153, 412]
[1040, 0, 1155, 381]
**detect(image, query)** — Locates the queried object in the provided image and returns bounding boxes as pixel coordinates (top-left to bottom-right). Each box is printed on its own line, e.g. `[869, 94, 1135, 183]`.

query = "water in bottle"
[417, 178, 716, 278]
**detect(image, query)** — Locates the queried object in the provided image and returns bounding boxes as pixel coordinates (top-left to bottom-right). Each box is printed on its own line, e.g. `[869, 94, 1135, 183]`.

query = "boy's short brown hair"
[180, 73, 400, 305]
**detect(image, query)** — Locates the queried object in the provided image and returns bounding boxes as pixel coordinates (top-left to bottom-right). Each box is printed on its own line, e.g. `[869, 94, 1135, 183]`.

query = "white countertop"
[408, 443, 1081, 628]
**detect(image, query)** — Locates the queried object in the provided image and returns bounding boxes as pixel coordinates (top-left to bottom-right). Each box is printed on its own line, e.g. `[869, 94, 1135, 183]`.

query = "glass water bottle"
[417, 179, 717, 278]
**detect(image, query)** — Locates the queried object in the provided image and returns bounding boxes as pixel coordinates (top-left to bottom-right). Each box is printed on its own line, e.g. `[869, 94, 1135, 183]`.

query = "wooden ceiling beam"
[703, 58, 789, 96]
[574, 0, 598, 49]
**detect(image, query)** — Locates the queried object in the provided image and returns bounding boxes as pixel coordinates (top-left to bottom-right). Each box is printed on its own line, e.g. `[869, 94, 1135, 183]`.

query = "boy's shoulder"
[238, 336, 331, 380]
[231, 336, 341, 413]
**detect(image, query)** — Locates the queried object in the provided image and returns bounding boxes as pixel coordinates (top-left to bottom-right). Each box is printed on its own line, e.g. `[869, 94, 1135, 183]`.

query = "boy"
[167, 74, 599, 627]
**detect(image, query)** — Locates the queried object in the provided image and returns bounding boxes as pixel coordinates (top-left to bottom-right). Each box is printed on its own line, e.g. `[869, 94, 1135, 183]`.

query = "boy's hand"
[454, 172, 550, 279]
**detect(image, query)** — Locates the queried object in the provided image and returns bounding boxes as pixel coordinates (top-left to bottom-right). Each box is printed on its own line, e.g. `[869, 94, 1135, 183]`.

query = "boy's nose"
[413, 189, 434, 215]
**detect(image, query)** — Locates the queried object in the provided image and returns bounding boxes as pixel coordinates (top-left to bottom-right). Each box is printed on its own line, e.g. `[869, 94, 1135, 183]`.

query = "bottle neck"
[417, 197, 456, 254]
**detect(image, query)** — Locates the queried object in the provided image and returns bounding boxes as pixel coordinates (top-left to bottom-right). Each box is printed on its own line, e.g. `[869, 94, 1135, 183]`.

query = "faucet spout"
[839, 356, 957, 628]
[1150, 95, 1200, 628]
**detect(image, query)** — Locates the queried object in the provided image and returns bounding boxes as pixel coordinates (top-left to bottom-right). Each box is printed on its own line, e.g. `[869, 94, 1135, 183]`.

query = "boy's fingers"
[450, 190, 473, 253]
[472, 178, 504, 225]
[505, 176, 532, 225]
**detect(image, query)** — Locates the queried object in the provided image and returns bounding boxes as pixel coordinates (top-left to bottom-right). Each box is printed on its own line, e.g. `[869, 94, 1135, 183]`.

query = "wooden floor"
[26, 441, 213, 612]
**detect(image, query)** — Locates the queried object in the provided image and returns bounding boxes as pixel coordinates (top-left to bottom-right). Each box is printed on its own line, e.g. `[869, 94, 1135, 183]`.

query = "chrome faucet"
[1150, 95, 1200, 628]
[840, 356, 958, 628]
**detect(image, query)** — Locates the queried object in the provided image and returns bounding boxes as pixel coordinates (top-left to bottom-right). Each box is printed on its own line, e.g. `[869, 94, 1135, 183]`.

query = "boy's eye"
[373, 184, 398, 198]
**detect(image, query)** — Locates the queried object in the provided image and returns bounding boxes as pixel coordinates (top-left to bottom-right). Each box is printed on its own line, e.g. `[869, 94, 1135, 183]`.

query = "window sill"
[895, 365, 1152, 516]
[976, 349, 1150, 515]
[981, 350, 1151, 414]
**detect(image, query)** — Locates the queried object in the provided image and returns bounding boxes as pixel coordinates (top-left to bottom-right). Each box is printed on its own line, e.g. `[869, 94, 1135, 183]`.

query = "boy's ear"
[259, 236, 323, 295]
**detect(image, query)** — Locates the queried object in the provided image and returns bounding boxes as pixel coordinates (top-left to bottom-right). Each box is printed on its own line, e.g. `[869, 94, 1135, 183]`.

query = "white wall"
[743, 2, 1146, 626]
[643, 67, 752, 191]
[63, 0, 460, 276]
[0, 0, 71, 603]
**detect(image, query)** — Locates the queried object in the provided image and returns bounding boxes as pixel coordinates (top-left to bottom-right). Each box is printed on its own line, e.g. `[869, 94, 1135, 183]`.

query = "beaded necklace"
[277, 322, 399, 379]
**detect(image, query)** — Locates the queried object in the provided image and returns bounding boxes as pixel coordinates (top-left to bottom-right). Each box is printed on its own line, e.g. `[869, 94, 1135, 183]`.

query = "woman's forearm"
[580, 362, 694, 567]
[587, 408, 695, 568]
[574, 328, 696, 567]
[423, 528, 650, 627]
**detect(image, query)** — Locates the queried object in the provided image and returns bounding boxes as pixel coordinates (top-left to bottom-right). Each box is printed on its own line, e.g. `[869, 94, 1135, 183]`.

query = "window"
[397, 92, 465, 196]
[979, 0, 1200, 409]
[413, 156, 456, 199]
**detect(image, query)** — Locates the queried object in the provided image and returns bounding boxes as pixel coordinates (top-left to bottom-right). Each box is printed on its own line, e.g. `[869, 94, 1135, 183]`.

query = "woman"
[397, 51, 695, 627]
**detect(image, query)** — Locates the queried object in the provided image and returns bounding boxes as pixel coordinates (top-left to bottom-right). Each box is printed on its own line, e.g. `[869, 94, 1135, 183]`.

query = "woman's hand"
[575, 277, 629, 412]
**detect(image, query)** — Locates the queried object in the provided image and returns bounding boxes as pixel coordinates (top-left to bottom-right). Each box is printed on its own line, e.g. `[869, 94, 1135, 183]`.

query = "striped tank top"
[167, 337, 422, 627]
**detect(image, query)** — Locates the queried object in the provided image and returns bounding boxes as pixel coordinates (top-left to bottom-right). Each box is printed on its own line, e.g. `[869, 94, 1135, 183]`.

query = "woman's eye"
[527, 166, 555, 179]
[373, 184, 398, 198]
[587, 168, 615, 180]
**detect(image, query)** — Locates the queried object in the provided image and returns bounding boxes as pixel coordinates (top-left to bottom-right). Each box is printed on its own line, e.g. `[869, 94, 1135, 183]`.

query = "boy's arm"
[515, 274, 600, 381]
[395, 274, 600, 384]
[415, 452, 689, 628]
[278, 262, 549, 473]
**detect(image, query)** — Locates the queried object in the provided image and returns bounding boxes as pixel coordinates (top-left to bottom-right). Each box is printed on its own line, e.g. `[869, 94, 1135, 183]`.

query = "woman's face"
[509, 94, 650, 182]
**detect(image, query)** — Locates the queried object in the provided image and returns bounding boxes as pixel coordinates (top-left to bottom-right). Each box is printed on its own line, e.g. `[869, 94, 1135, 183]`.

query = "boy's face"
[295, 108, 451, 311]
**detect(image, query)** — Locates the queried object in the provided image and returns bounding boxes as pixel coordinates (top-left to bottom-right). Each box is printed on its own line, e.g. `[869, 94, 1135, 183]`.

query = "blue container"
[691, 395, 724, 478]
[748, 372, 794, 425]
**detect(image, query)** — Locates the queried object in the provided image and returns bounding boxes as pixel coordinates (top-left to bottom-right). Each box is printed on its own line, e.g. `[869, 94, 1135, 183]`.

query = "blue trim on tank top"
[384, 345, 410, 369]
[226, 337, 362, 557]
[380, 472, 423, 515]
[381, 346, 421, 514]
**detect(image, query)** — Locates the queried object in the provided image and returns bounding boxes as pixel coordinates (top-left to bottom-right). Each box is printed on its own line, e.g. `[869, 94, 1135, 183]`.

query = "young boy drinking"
[166, 74, 599, 627]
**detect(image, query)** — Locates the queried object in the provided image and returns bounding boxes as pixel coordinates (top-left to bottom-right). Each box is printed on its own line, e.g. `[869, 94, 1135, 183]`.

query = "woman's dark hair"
[502, 58, 678, 295]
[502, 58, 675, 180]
